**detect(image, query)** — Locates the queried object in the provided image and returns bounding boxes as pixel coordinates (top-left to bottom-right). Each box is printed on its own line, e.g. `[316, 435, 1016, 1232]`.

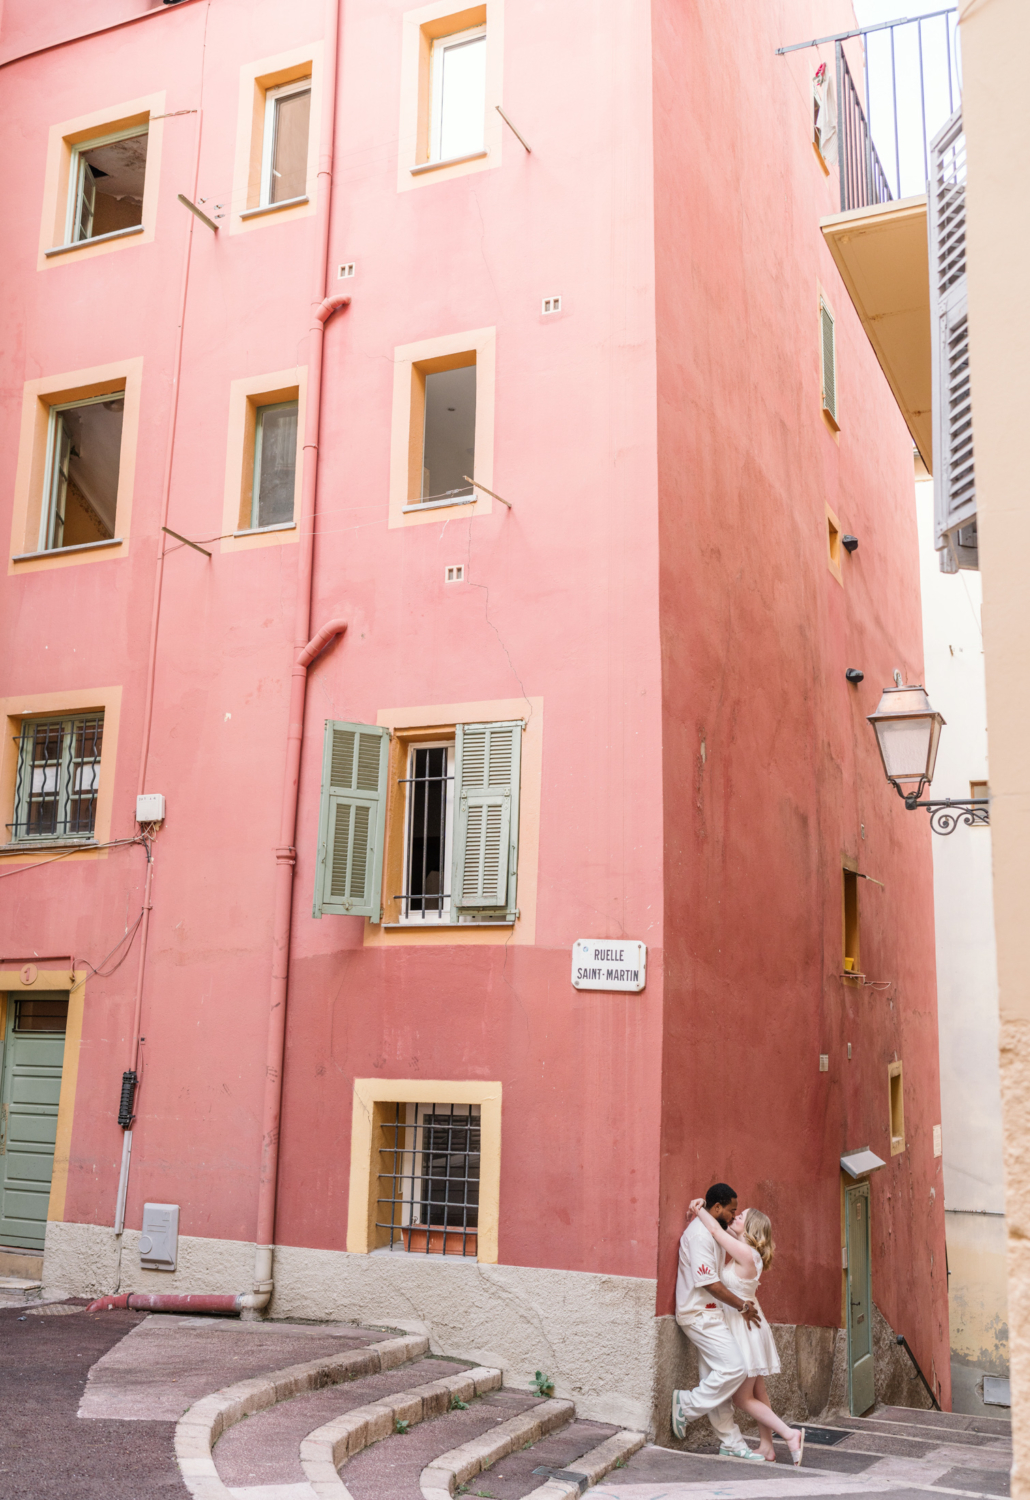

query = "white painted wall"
[916, 480, 1008, 1398]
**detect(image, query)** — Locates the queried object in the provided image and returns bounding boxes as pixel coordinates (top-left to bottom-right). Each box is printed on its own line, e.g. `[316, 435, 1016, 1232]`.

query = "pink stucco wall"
[0, 0, 947, 1404]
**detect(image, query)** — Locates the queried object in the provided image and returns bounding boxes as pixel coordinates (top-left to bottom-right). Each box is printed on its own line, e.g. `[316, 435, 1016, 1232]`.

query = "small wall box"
[139, 1202, 179, 1271]
[136, 793, 166, 823]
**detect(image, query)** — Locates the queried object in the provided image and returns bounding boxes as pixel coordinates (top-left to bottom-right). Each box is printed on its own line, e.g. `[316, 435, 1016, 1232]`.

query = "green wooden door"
[846, 1181, 875, 1415]
[0, 993, 67, 1251]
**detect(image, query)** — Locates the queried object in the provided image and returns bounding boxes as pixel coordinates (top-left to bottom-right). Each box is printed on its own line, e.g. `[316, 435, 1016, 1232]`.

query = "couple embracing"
[671, 1182, 804, 1466]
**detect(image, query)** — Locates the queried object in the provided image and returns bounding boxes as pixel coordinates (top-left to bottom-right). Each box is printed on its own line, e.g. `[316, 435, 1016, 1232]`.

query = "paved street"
[0, 1301, 1012, 1500]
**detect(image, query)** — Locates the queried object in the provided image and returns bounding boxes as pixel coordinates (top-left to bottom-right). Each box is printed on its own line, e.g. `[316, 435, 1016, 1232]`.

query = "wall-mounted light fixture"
[867, 682, 989, 833]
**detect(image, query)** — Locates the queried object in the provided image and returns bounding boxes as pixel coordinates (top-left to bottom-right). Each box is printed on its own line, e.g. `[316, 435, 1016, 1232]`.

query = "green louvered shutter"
[313, 722, 389, 920]
[451, 721, 522, 920]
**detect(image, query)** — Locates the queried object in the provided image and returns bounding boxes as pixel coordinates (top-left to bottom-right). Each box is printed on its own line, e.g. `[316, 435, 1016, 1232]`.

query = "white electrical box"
[136, 793, 166, 823]
[139, 1202, 179, 1271]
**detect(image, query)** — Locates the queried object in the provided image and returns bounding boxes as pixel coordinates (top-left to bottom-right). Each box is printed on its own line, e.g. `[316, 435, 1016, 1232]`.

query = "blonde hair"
[744, 1209, 774, 1271]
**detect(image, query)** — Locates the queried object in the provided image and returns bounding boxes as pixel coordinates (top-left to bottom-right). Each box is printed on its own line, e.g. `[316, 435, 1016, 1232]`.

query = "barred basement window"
[9, 714, 104, 842]
[376, 1102, 480, 1256]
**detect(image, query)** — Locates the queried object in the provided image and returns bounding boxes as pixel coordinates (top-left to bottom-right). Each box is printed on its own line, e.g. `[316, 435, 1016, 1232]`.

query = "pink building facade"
[0, 0, 950, 1430]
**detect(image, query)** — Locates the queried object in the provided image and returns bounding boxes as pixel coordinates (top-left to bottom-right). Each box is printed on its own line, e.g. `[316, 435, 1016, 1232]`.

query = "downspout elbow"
[297, 618, 348, 669]
[314, 293, 350, 328]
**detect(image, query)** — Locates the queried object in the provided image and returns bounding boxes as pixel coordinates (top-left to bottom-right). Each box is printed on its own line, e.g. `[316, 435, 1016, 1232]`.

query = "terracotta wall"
[651, 0, 949, 1401]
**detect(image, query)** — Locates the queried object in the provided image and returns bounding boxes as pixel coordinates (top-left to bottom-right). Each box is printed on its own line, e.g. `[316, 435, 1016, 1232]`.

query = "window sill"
[410, 150, 488, 176]
[0, 839, 98, 857]
[239, 196, 310, 221]
[12, 538, 123, 563]
[369, 1245, 479, 1260]
[381, 920, 515, 929]
[44, 225, 144, 257]
[233, 521, 297, 537]
[402, 496, 477, 514]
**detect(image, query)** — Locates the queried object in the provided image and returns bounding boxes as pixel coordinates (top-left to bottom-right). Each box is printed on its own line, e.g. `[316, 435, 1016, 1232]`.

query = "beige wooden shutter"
[451, 721, 522, 919]
[313, 722, 389, 920]
[930, 107, 977, 570]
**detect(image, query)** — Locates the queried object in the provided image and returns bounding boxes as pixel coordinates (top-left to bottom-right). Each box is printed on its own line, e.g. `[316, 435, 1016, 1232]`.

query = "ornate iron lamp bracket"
[900, 795, 990, 834]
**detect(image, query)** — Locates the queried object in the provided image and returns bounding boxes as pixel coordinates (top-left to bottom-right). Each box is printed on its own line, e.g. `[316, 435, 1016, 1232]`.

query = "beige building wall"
[960, 0, 1030, 1487]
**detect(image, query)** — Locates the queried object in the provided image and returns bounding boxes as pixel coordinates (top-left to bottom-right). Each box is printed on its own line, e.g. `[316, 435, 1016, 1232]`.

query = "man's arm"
[707, 1279, 762, 1327]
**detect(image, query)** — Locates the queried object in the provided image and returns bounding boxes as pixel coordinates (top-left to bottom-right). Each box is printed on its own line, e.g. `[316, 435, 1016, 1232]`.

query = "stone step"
[880, 1403, 1012, 1438]
[419, 1395, 577, 1499]
[213, 1356, 474, 1490]
[820, 1412, 1012, 1454]
[175, 1330, 431, 1498]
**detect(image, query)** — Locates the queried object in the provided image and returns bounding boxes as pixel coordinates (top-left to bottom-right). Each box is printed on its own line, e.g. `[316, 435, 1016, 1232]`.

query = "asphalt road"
[0, 1302, 183, 1499]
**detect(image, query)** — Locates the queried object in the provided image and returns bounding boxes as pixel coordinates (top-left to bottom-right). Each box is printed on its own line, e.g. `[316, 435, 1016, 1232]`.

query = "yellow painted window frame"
[388, 327, 495, 529]
[888, 1060, 905, 1155]
[347, 1077, 501, 1262]
[9, 361, 143, 574]
[0, 687, 122, 861]
[37, 94, 165, 271]
[229, 45, 322, 233]
[397, 0, 504, 192]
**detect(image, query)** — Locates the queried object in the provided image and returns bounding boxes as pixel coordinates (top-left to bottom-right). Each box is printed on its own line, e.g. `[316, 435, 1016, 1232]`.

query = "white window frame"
[400, 740, 454, 924]
[39, 393, 118, 553]
[65, 124, 149, 246]
[429, 26, 487, 164]
[251, 399, 299, 529]
[260, 79, 312, 207]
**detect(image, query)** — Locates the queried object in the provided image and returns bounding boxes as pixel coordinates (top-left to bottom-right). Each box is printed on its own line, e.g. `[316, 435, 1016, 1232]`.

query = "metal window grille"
[376, 1102, 480, 1256]
[9, 714, 104, 841]
[398, 745, 452, 919]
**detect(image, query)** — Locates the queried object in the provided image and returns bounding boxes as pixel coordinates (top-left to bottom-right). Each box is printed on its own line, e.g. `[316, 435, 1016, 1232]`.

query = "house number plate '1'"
[572, 939, 647, 993]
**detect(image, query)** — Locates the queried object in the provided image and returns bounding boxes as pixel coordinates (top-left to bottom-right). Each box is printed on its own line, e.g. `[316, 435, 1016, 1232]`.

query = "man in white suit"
[671, 1182, 765, 1459]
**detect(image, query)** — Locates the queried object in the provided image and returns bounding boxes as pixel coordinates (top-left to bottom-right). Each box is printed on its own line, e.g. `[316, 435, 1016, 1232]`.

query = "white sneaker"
[671, 1390, 688, 1440]
[720, 1443, 767, 1462]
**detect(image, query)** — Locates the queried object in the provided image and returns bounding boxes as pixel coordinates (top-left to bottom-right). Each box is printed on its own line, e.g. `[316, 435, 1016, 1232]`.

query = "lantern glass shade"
[868, 686, 945, 789]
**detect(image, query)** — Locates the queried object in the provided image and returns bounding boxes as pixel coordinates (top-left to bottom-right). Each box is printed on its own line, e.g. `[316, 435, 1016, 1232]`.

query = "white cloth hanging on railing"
[814, 60, 838, 166]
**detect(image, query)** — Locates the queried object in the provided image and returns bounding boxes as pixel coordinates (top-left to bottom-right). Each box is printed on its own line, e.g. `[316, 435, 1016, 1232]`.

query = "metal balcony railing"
[778, 8, 960, 214]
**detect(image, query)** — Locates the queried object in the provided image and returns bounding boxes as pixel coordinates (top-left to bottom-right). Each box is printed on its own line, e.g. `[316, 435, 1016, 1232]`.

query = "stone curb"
[520, 1428, 648, 1498]
[173, 1332, 429, 1499]
[300, 1364, 502, 1497]
[419, 1396, 576, 1499]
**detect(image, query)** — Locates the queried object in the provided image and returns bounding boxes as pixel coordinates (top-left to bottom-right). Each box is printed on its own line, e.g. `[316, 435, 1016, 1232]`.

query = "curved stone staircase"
[175, 1330, 645, 1500]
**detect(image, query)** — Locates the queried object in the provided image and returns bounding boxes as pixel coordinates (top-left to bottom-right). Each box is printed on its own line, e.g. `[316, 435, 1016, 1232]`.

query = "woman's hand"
[689, 1197, 705, 1216]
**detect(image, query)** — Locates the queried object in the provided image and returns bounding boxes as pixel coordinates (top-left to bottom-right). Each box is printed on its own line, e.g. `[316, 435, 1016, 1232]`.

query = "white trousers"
[675, 1313, 746, 1446]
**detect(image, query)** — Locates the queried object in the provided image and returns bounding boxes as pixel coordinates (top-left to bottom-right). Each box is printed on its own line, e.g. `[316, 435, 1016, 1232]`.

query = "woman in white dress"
[689, 1198, 804, 1466]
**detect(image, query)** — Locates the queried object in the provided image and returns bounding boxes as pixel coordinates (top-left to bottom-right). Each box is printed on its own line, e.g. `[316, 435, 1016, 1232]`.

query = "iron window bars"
[398, 745, 452, 919]
[376, 1102, 481, 1256]
[9, 714, 104, 841]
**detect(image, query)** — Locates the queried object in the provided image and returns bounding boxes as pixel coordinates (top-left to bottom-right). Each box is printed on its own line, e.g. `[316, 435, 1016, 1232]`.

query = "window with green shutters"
[451, 720, 522, 921]
[313, 722, 390, 919]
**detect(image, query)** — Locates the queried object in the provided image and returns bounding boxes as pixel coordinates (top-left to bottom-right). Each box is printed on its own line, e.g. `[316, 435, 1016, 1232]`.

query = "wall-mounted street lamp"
[867, 682, 989, 834]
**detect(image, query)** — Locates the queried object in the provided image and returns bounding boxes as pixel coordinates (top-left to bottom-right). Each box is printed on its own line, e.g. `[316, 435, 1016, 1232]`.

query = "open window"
[410, 355, 476, 506]
[67, 126, 148, 245]
[314, 717, 522, 925]
[260, 79, 311, 206]
[41, 395, 123, 552]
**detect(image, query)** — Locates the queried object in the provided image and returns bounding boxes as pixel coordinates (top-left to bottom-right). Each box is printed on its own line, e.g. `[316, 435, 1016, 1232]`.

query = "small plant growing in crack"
[450, 1395, 470, 1410]
[532, 1370, 555, 1397]
[614, 1457, 628, 1469]
[394, 1418, 410, 1434]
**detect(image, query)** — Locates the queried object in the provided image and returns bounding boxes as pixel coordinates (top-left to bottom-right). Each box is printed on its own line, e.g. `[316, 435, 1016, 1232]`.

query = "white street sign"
[572, 939, 647, 993]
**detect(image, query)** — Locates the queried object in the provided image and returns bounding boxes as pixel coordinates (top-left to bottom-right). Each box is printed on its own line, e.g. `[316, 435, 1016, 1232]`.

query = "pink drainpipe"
[89, 0, 347, 1319]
